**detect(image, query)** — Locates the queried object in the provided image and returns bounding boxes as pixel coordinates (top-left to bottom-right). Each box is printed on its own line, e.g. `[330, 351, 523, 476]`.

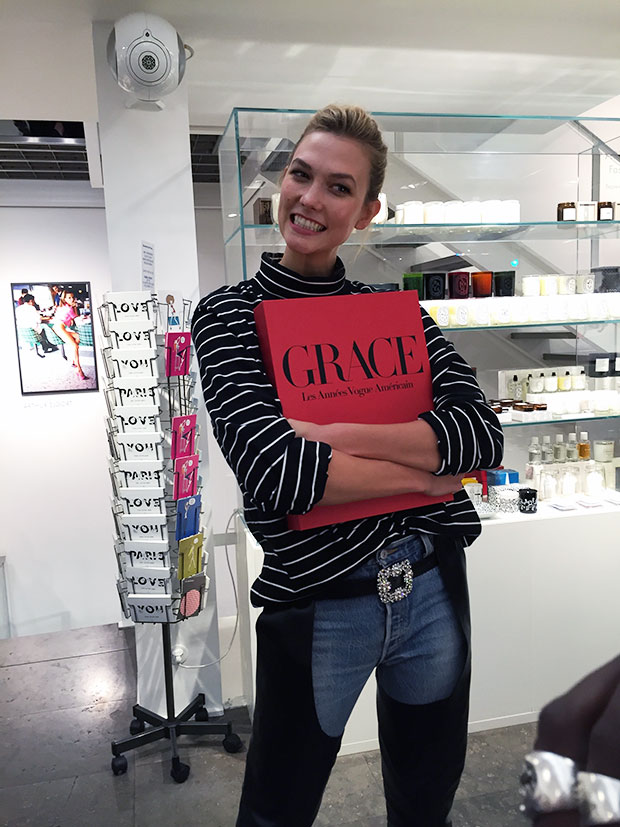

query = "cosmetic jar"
[593, 440, 615, 462]
[557, 202, 576, 221]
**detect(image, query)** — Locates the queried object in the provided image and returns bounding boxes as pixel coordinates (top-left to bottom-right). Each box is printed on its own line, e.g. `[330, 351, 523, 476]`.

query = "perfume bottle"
[578, 431, 591, 460]
[521, 374, 533, 398]
[553, 434, 567, 462]
[541, 434, 554, 463]
[507, 374, 520, 399]
[525, 436, 542, 485]
[571, 368, 587, 391]
[544, 372, 558, 392]
[558, 370, 572, 391]
[530, 372, 545, 394]
[566, 433, 579, 461]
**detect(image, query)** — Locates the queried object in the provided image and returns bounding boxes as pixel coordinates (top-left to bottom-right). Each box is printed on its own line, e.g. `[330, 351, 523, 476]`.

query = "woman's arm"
[289, 419, 441, 472]
[292, 310, 504, 476]
[317, 449, 463, 506]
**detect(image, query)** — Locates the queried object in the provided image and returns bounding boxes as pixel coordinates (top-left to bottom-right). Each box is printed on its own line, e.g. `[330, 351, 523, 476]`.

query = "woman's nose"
[300, 181, 322, 210]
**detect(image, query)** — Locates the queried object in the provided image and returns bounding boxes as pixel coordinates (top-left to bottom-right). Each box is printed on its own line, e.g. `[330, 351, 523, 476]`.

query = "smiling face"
[278, 131, 380, 276]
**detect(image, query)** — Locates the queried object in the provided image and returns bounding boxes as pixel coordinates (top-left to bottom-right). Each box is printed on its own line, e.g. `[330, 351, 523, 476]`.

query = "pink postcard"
[173, 454, 199, 500]
[165, 332, 191, 377]
[171, 415, 197, 460]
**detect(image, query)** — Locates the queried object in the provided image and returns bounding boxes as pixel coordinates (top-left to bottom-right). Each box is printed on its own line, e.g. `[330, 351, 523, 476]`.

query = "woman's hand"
[287, 418, 324, 442]
[422, 473, 465, 497]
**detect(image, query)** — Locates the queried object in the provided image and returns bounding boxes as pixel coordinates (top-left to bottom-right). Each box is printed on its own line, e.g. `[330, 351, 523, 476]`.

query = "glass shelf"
[224, 221, 620, 248]
[434, 318, 620, 332]
[502, 413, 620, 428]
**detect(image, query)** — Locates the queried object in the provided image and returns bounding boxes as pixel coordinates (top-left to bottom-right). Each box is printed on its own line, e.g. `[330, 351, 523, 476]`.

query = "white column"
[92, 21, 223, 717]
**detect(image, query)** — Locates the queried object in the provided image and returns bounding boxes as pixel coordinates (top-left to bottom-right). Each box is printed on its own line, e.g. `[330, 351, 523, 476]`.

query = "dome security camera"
[106, 13, 193, 109]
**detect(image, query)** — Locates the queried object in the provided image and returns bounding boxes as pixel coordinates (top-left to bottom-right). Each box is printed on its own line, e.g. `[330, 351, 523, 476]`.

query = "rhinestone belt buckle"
[377, 559, 414, 604]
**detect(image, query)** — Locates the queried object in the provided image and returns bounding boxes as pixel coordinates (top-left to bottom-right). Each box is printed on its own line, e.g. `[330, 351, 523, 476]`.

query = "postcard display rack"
[99, 291, 241, 783]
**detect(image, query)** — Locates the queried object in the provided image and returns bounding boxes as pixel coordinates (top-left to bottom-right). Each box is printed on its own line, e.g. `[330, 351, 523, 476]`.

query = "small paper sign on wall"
[141, 242, 155, 291]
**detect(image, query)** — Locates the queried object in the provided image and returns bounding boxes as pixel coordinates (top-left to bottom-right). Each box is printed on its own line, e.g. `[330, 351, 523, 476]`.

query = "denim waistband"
[346, 533, 433, 581]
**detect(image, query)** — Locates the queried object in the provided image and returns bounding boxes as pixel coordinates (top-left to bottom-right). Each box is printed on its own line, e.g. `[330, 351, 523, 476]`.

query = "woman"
[52, 290, 87, 379]
[192, 105, 503, 827]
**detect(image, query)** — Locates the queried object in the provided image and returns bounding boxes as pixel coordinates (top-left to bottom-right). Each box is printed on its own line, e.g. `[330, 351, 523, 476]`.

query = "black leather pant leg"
[376, 665, 471, 827]
[236, 600, 342, 827]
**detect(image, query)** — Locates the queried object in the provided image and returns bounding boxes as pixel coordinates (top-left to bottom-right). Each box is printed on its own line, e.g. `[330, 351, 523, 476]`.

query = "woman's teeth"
[292, 214, 326, 232]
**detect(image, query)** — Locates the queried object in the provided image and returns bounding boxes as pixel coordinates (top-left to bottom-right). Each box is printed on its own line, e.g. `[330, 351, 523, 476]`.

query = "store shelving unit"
[219, 108, 620, 479]
[218, 107, 620, 747]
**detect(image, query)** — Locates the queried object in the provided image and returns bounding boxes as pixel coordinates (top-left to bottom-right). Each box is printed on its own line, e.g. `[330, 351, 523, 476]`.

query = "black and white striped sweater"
[192, 253, 504, 607]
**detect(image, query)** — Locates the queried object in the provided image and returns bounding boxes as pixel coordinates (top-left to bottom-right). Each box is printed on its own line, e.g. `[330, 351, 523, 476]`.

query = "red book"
[254, 291, 452, 530]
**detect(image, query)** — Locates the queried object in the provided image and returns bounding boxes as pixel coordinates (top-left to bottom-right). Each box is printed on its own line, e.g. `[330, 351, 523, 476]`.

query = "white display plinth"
[237, 505, 620, 755]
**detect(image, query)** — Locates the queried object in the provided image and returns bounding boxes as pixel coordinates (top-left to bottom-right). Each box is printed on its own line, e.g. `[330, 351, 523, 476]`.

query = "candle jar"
[540, 275, 559, 296]
[521, 275, 541, 297]
[518, 488, 538, 514]
[424, 272, 446, 300]
[472, 271, 493, 298]
[423, 201, 445, 223]
[557, 201, 576, 221]
[448, 271, 470, 299]
[403, 272, 424, 297]
[598, 201, 614, 221]
[593, 440, 615, 462]
[493, 271, 516, 297]
[576, 274, 595, 294]
[558, 274, 577, 294]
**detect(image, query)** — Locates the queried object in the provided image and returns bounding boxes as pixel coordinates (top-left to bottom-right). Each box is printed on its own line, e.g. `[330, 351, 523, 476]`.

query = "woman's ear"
[355, 198, 381, 230]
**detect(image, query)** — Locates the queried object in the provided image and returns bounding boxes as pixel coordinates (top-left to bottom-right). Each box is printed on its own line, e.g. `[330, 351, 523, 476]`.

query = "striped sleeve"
[417, 310, 504, 475]
[191, 292, 332, 516]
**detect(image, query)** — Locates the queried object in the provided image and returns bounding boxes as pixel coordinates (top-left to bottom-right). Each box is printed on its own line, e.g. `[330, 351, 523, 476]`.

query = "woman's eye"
[290, 168, 308, 179]
[333, 184, 351, 195]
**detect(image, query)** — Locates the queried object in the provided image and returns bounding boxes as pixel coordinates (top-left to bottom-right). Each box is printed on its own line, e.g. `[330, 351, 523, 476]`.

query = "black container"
[424, 272, 447, 300]
[519, 488, 538, 514]
[493, 270, 516, 297]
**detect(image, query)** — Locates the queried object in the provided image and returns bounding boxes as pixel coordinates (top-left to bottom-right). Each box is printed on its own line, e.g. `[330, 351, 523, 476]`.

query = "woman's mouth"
[291, 214, 326, 233]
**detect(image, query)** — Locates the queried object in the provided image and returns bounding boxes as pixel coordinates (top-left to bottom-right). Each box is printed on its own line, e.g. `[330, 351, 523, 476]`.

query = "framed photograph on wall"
[11, 282, 99, 395]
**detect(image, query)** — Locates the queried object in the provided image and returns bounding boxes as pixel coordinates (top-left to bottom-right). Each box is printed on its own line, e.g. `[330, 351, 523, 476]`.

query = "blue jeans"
[312, 533, 466, 737]
[237, 532, 469, 827]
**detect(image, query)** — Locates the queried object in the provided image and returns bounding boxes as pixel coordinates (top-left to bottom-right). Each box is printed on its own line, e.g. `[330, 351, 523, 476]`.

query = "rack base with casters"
[110, 623, 243, 783]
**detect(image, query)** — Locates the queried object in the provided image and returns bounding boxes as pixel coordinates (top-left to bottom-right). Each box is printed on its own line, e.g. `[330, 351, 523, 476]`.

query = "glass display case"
[218, 108, 620, 501]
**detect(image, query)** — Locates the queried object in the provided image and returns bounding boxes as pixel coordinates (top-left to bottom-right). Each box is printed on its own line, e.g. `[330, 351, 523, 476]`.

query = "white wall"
[0, 204, 118, 637]
[0, 189, 243, 638]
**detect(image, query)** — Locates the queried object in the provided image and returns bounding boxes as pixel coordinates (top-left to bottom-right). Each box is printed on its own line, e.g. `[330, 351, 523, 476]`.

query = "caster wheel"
[194, 707, 209, 722]
[223, 733, 243, 754]
[129, 718, 145, 735]
[111, 755, 128, 776]
[170, 758, 190, 784]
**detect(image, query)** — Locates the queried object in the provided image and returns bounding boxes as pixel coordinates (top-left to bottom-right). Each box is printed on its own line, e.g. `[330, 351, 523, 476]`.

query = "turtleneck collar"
[253, 252, 347, 299]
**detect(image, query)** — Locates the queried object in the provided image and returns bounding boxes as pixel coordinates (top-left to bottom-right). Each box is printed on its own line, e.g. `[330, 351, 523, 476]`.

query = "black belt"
[316, 551, 438, 604]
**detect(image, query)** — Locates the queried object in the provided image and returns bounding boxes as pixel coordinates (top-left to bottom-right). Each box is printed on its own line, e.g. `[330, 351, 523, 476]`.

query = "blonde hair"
[290, 104, 387, 202]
